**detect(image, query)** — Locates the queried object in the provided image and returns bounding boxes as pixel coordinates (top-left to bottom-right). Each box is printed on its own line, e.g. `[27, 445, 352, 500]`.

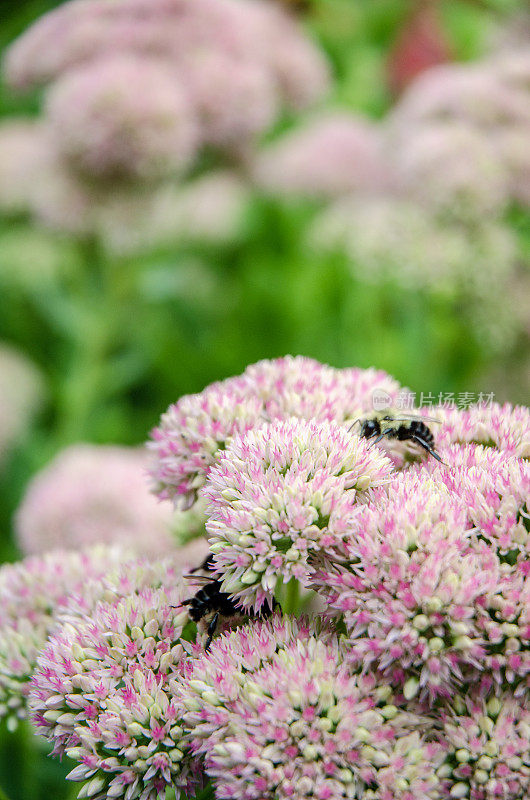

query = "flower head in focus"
[149, 377, 263, 508]
[241, 356, 349, 424]
[438, 689, 530, 799]
[174, 614, 320, 742]
[178, 631, 445, 800]
[0, 546, 127, 728]
[30, 573, 201, 799]
[410, 443, 530, 562]
[241, 356, 403, 425]
[204, 417, 393, 612]
[435, 403, 530, 459]
[15, 444, 177, 557]
[148, 358, 401, 510]
[311, 472, 500, 700]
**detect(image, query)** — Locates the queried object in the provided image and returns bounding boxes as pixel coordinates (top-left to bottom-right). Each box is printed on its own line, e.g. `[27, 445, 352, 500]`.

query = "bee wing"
[389, 415, 442, 424]
[183, 574, 217, 584]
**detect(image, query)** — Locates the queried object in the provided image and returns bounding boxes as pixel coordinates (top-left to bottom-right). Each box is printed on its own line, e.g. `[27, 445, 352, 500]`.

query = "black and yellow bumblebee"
[180, 555, 274, 650]
[352, 412, 444, 463]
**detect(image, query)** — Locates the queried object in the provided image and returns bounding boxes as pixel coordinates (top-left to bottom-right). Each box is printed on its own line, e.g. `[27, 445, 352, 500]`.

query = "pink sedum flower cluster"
[253, 113, 389, 200]
[149, 377, 263, 509]
[204, 417, 393, 612]
[175, 623, 445, 800]
[0, 357, 528, 799]
[149, 356, 401, 509]
[0, 546, 128, 728]
[435, 403, 530, 460]
[44, 54, 199, 184]
[439, 690, 530, 799]
[30, 566, 201, 800]
[311, 471, 502, 700]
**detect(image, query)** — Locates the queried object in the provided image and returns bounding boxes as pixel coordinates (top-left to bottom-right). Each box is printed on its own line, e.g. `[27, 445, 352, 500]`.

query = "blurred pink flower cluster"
[255, 49, 530, 213]
[15, 444, 181, 557]
[0, 356, 529, 799]
[253, 50, 530, 351]
[0, 0, 329, 242]
[0, 343, 45, 467]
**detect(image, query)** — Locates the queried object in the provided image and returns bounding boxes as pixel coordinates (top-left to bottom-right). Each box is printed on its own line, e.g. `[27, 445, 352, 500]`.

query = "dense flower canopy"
[175, 625, 445, 800]
[0, 356, 528, 799]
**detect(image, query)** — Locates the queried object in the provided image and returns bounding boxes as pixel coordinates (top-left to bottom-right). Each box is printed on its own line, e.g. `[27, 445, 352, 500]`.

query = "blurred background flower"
[14, 444, 177, 557]
[0, 343, 45, 468]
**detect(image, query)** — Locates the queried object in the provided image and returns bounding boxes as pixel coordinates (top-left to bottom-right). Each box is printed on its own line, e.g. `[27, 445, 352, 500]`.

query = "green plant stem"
[55, 236, 126, 444]
[275, 577, 303, 616]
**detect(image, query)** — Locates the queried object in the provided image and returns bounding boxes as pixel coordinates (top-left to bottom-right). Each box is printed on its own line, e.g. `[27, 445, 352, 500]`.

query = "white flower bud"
[476, 756, 492, 771]
[450, 783, 469, 798]
[355, 727, 371, 742]
[302, 744, 318, 761]
[404, 677, 419, 700]
[486, 697, 502, 717]
[241, 569, 259, 585]
[429, 637, 444, 652]
[84, 777, 106, 798]
[478, 715, 494, 735]
[202, 691, 221, 706]
[144, 619, 159, 637]
[484, 740, 499, 757]
[372, 750, 390, 767]
[57, 712, 77, 726]
[130, 626, 144, 642]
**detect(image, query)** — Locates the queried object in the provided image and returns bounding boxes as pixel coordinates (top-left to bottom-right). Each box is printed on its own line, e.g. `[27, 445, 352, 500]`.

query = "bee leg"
[171, 598, 194, 610]
[369, 428, 394, 446]
[410, 435, 445, 464]
[204, 612, 220, 651]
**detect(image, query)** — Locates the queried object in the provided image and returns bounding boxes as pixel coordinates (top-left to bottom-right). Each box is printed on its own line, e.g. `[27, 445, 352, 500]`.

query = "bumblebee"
[352, 412, 444, 463]
[181, 555, 273, 650]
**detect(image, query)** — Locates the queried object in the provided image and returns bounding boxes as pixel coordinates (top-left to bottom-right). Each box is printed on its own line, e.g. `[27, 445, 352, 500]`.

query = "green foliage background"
[0, 1, 528, 798]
